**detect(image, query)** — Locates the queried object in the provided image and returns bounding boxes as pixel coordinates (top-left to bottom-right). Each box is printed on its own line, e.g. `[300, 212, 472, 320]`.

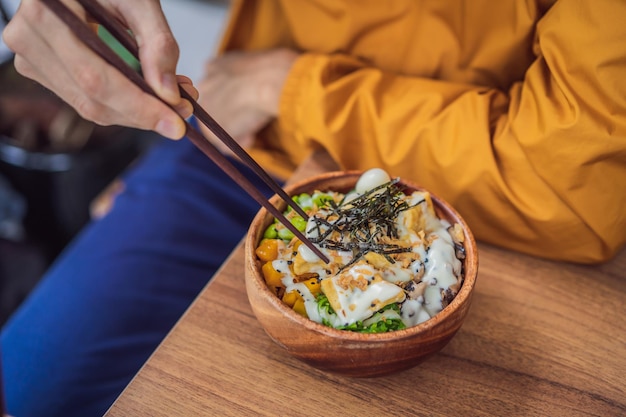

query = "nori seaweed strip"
[308, 179, 423, 270]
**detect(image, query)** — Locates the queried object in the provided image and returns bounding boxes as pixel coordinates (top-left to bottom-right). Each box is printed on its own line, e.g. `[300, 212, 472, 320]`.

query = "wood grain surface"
[105, 151, 626, 417]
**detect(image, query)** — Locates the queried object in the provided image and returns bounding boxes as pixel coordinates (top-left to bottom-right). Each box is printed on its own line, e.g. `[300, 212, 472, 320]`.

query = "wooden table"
[105, 152, 626, 417]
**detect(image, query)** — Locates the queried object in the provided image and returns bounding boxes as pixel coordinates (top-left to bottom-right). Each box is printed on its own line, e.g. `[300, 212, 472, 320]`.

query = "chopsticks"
[40, 0, 330, 263]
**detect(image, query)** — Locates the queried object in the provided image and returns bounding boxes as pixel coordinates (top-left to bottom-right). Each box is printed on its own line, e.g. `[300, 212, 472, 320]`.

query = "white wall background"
[161, 0, 229, 84]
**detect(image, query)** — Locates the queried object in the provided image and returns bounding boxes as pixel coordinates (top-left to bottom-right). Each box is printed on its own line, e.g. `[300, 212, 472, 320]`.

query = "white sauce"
[298, 242, 321, 263]
[401, 299, 432, 326]
[381, 265, 413, 284]
[324, 264, 405, 325]
[422, 227, 461, 289]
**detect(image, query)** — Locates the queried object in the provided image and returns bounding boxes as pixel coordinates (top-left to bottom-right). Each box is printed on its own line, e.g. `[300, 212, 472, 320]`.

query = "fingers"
[178, 75, 199, 101]
[172, 75, 199, 119]
[3, 0, 187, 139]
[108, 0, 181, 105]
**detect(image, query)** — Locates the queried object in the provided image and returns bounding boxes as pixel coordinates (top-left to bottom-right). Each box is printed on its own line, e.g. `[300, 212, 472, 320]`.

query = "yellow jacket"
[218, 0, 626, 263]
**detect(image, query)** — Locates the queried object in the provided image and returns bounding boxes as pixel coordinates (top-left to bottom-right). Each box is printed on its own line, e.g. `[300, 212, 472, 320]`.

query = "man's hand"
[2, 0, 198, 139]
[196, 48, 298, 154]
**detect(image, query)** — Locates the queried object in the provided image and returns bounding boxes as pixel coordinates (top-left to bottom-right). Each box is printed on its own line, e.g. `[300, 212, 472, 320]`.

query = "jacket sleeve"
[277, 0, 626, 263]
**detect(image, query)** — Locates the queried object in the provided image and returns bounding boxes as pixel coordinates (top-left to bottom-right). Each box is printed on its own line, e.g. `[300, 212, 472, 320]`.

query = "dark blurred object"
[0, 347, 5, 417]
[0, 174, 25, 241]
[0, 173, 42, 328]
[0, 239, 47, 327]
[0, 54, 133, 154]
[0, 58, 156, 325]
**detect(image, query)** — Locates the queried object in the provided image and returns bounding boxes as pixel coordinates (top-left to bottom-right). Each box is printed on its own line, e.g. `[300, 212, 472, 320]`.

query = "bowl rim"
[245, 170, 478, 342]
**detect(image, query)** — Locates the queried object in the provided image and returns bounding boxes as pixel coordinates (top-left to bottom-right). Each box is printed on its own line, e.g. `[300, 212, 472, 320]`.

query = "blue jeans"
[1, 134, 274, 416]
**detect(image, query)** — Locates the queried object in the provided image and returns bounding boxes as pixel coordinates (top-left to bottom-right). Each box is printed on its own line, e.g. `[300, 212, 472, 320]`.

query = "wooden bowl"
[244, 171, 478, 377]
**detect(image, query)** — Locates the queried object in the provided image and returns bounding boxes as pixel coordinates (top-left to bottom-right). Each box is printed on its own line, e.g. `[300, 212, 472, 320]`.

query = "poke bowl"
[244, 169, 478, 377]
